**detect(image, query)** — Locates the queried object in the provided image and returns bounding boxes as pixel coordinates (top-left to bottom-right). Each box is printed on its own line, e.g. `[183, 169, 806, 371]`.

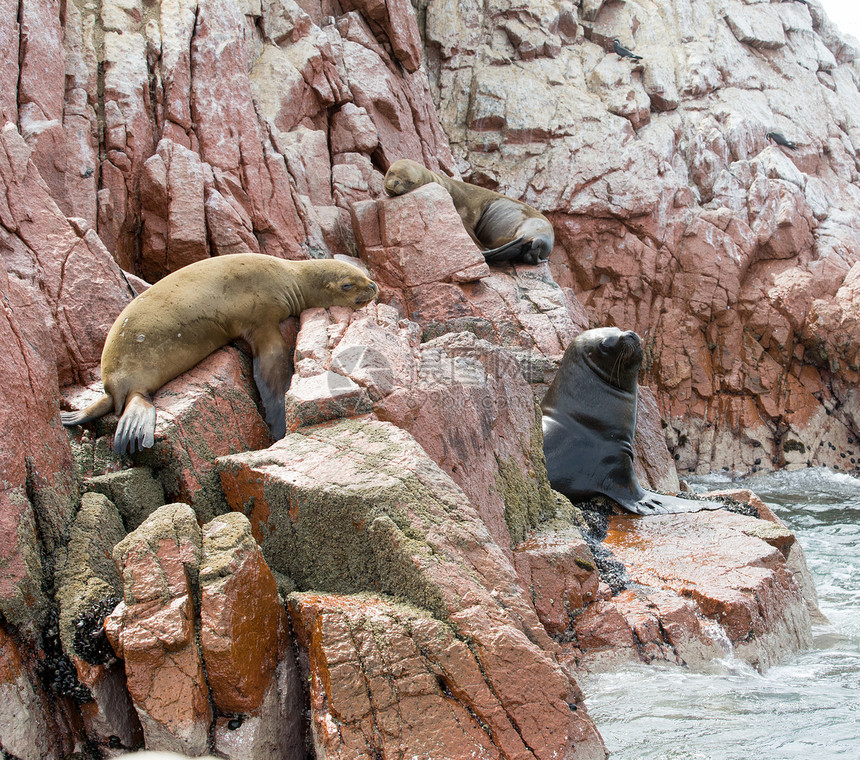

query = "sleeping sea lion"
[383, 158, 554, 265]
[62, 254, 378, 454]
[541, 327, 714, 515]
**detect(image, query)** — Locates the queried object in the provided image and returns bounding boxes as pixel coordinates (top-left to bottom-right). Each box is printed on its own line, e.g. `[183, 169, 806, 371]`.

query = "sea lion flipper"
[113, 394, 156, 455]
[481, 236, 527, 263]
[630, 490, 721, 515]
[61, 393, 115, 427]
[248, 327, 292, 441]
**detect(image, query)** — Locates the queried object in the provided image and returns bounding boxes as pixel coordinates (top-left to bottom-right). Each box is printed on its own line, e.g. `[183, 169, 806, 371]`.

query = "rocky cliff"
[418, 0, 860, 475]
[0, 0, 852, 757]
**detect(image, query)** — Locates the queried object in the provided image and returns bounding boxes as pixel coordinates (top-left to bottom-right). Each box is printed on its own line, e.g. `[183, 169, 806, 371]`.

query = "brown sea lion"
[383, 158, 554, 265]
[62, 254, 378, 454]
[542, 327, 717, 515]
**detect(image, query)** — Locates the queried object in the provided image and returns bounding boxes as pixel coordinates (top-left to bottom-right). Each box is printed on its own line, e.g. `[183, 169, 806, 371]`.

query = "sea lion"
[541, 327, 712, 515]
[383, 158, 554, 265]
[62, 254, 378, 454]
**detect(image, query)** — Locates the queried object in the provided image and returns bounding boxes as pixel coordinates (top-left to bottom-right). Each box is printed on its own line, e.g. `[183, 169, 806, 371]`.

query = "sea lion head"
[383, 159, 433, 196]
[574, 327, 643, 392]
[308, 259, 379, 308]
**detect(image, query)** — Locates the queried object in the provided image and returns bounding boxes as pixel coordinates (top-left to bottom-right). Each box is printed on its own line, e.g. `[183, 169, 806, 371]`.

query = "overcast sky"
[819, 0, 860, 41]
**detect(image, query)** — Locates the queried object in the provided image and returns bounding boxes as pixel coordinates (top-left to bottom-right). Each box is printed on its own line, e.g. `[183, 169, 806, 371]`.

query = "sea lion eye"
[341, 282, 354, 291]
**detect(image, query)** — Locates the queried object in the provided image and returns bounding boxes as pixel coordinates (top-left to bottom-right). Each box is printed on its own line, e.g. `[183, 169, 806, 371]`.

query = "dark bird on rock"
[767, 131, 798, 150]
[613, 39, 643, 61]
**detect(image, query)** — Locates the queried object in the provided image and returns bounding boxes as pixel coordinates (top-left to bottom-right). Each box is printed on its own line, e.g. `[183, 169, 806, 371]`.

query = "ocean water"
[582, 467, 860, 760]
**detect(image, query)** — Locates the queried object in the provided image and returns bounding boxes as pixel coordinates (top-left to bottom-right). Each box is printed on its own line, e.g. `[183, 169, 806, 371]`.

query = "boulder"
[84, 467, 166, 532]
[105, 504, 212, 754]
[513, 527, 603, 636]
[289, 593, 518, 759]
[201, 512, 305, 760]
[351, 182, 490, 287]
[601, 508, 813, 670]
[199, 512, 291, 714]
[217, 418, 608, 759]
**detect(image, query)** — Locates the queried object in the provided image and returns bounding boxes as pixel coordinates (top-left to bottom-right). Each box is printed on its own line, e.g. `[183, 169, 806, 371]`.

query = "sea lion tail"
[61, 393, 114, 427]
[113, 394, 156, 455]
[482, 236, 527, 263]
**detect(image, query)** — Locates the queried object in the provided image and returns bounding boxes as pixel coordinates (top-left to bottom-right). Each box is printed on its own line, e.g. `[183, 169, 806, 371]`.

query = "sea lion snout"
[384, 159, 426, 196]
[598, 330, 642, 362]
[354, 279, 379, 306]
[581, 328, 643, 390]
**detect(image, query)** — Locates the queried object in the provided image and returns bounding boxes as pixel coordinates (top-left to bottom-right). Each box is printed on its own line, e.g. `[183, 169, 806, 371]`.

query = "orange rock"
[603, 509, 812, 670]
[0, 623, 75, 758]
[199, 512, 289, 714]
[218, 418, 608, 759]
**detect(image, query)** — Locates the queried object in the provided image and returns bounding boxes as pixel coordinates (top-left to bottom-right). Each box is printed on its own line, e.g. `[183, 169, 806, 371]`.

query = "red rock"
[218, 419, 607, 760]
[603, 509, 812, 670]
[212, 653, 304, 760]
[290, 593, 507, 760]
[0, 123, 133, 384]
[0, 0, 18, 124]
[0, 623, 75, 759]
[805, 262, 860, 372]
[513, 529, 601, 636]
[633, 386, 682, 493]
[352, 187, 585, 366]
[64, 347, 272, 522]
[336, 12, 455, 171]
[376, 331, 555, 549]
[332, 153, 385, 208]
[463, 270, 582, 357]
[571, 587, 726, 672]
[340, 0, 423, 72]
[191, 0, 305, 260]
[701, 488, 827, 623]
[330, 304, 421, 399]
[260, 0, 314, 45]
[291, 301, 560, 550]
[330, 103, 379, 155]
[286, 372, 374, 430]
[0, 214, 85, 635]
[106, 503, 212, 754]
[76, 658, 144, 751]
[356, 182, 490, 287]
[139, 139, 208, 282]
[199, 512, 290, 714]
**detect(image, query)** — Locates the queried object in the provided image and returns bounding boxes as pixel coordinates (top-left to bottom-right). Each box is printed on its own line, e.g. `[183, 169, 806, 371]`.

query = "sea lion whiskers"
[609, 335, 640, 388]
[609, 347, 627, 389]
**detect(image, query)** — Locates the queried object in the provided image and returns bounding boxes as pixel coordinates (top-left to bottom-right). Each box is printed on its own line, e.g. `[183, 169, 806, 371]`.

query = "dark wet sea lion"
[62, 254, 378, 454]
[383, 158, 554, 265]
[541, 327, 713, 515]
